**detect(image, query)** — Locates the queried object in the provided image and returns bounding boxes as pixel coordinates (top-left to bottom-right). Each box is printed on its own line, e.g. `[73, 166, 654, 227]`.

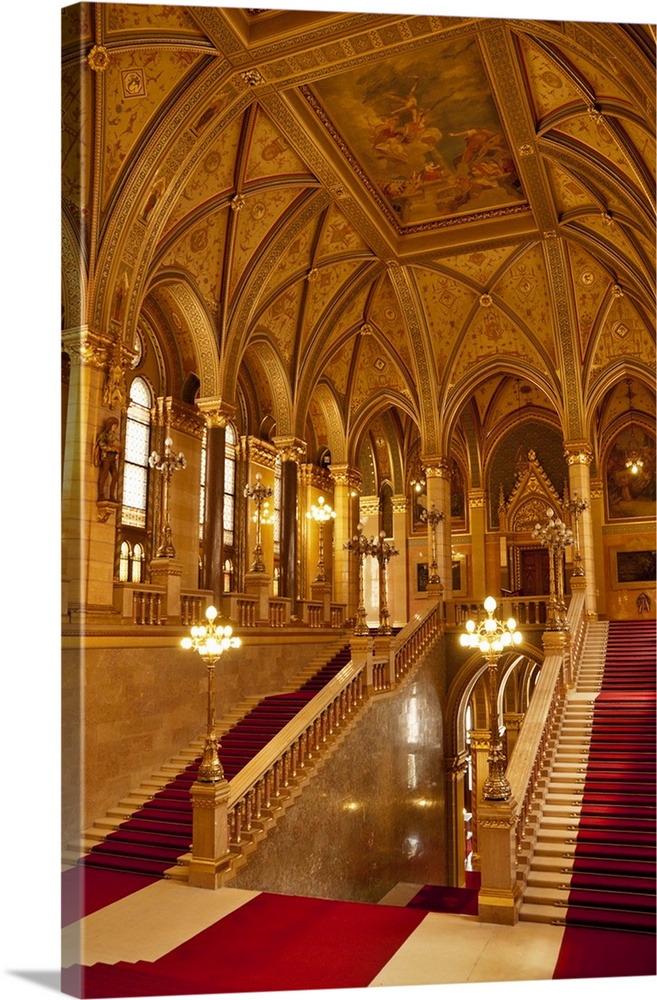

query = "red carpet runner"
[554, 618, 656, 978]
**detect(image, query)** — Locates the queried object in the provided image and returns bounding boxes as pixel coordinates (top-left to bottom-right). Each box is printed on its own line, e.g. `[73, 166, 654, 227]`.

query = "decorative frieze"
[155, 397, 206, 439]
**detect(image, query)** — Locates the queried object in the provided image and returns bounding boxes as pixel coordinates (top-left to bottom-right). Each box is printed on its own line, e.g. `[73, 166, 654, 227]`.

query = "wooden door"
[519, 548, 550, 595]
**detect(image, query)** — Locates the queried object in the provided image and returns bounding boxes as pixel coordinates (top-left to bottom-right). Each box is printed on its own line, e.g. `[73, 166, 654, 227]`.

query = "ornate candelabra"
[460, 597, 522, 800]
[372, 531, 399, 635]
[343, 523, 372, 635]
[244, 472, 273, 572]
[420, 504, 445, 583]
[532, 507, 573, 630]
[306, 495, 336, 583]
[180, 606, 241, 782]
[563, 493, 588, 577]
[148, 436, 186, 557]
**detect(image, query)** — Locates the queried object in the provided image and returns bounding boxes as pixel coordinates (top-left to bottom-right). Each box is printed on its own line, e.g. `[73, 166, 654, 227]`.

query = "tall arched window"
[121, 377, 152, 528]
[132, 543, 145, 583]
[223, 423, 237, 547]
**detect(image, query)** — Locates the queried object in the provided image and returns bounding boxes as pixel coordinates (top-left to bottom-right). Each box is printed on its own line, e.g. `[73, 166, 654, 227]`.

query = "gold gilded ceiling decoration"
[61, 4, 655, 475]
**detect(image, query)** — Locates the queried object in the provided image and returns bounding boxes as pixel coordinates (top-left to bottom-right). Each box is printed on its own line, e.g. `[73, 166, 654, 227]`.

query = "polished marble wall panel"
[231, 651, 447, 903]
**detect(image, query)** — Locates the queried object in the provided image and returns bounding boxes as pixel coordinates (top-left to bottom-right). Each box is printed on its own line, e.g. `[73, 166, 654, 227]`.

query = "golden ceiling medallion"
[87, 45, 109, 72]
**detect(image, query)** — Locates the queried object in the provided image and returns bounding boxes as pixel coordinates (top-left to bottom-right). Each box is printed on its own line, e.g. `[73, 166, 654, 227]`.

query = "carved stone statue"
[94, 416, 122, 502]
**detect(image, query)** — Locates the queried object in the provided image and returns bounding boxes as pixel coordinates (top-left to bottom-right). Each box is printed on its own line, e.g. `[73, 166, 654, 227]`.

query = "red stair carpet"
[69, 647, 352, 904]
[61, 890, 427, 998]
[554, 618, 656, 979]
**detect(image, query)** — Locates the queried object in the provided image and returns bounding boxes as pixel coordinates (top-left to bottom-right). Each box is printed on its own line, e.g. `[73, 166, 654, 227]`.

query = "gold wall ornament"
[241, 68, 265, 87]
[307, 267, 319, 282]
[611, 282, 624, 298]
[87, 44, 110, 71]
[231, 193, 246, 212]
[102, 337, 127, 411]
[479, 292, 493, 307]
[96, 500, 119, 523]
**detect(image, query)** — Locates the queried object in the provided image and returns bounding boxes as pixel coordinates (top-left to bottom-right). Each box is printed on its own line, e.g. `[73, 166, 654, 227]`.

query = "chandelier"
[624, 379, 644, 475]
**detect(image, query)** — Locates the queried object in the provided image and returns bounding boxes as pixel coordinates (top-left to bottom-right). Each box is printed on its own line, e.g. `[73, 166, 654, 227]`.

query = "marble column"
[273, 437, 306, 612]
[61, 326, 130, 620]
[422, 456, 452, 598]
[197, 399, 236, 605]
[565, 441, 598, 619]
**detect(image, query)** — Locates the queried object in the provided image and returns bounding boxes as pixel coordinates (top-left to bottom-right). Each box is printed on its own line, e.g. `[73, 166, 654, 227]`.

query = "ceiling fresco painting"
[309, 35, 525, 225]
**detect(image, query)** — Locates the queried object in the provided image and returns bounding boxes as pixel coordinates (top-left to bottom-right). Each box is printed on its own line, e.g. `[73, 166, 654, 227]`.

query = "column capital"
[299, 462, 333, 491]
[391, 494, 408, 514]
[330, 464, 362, 493]
[197, 397, 236, 428]
[564, 441, 593, 465]
[359, 495, 379, 519]
[61, 326, 114, 370]
[273, 436, 306, 463]
[156, 396, 206, 438]
[421, 455, 450, 478]
[469, 488, 486, 509]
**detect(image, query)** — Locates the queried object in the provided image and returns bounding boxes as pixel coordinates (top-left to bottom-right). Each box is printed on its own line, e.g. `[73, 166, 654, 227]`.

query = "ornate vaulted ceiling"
[61, 4, 656, 488]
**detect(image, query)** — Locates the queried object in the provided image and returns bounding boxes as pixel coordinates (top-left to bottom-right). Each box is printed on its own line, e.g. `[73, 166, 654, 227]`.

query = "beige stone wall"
[62, 633, 346, 852]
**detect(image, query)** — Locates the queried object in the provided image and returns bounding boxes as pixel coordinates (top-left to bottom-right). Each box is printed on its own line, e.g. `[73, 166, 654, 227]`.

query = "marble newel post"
[62, 326, 132, 620]
[564, 442, 597, 619]
[422, 456, 452, 598]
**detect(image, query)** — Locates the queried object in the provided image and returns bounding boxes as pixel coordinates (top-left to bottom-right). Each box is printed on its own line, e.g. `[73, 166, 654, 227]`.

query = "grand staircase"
[521, 618, 656, 934]
[73, 640, 354, 880]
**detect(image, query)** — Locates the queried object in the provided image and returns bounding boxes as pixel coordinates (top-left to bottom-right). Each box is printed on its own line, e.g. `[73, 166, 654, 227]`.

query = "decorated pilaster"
[359, 496, 380, 627]
[444, 752, 470, 886]
[389, 495, 408, 625]
[564, 441, 597, 618]
[469, 488, 487, 601]
[422, 456, 452, 598]
[589, 477, 606, 618]
[61, 326, 132, 619]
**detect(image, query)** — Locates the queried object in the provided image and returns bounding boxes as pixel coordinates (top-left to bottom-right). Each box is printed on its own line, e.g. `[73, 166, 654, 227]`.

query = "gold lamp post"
[372, 531, 399, 635]
[306, 495, 336, 582]
[244, 472, 273, 572]
[532, 507, 573, 630]
[460, 596, 522, 801]
[420, 504, 445, 583]
[148, 436, 186, 557]
[181, 606, 241, 782]
[563, 493, 588, 577]
[343, 522, 371, 635]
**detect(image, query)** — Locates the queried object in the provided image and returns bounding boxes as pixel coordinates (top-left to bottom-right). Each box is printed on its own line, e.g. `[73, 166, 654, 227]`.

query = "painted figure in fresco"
[141, 174, 167, 223]
[94, 417, 122, 502]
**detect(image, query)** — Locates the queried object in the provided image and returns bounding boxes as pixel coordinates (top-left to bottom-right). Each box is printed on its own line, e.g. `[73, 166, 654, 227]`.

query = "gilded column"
[469, 488, 487, 601]
[330, 464, 362, 615]
[273, 437, 306, 611]
[422, 456, 452, 598]
[61, 326, 130, 619]
[197, 400, 236, 604]
[390, 494, 408, 625]
[564, 441, 597, 618]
